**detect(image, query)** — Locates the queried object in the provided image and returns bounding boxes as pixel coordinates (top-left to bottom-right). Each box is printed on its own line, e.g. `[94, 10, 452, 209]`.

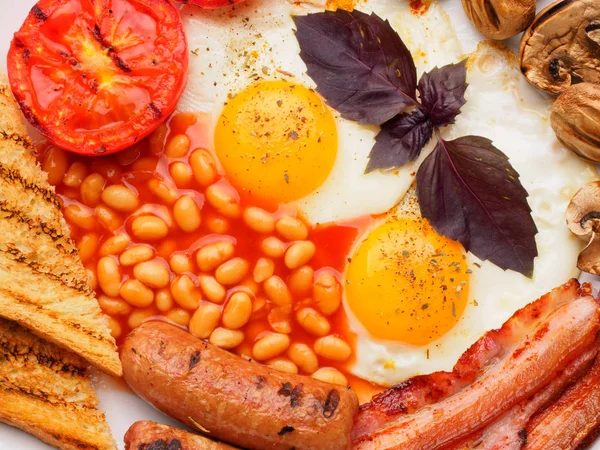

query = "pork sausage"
[124, 421, 238, 449]
[121, 321, 359, 450]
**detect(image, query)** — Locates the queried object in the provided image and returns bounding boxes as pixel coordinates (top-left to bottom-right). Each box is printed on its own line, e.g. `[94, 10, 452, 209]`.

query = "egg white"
[177, 0, 463, 224]
[347, 42, 598, 386]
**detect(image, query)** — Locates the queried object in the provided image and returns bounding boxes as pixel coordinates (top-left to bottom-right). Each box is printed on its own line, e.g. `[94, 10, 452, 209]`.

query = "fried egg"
[178, 0, 462, 223]
[346, 42, 598, 386]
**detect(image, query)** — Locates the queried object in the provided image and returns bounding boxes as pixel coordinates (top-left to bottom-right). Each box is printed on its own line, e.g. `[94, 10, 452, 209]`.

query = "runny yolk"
[214, 80, 337, 207]
[345, 217, 469, 346]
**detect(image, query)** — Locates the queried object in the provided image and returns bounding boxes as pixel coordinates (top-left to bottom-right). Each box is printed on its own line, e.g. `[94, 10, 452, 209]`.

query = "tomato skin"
[175, 0, 245, 8]
[7, 0, 188, 156]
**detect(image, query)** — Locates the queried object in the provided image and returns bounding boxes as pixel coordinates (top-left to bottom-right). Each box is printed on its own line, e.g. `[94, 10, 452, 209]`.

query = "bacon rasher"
[352, 280, 600, 450]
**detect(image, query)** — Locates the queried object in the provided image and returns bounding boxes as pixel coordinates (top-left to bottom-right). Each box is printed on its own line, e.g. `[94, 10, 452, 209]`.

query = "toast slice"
[0, 74, 121, 377]
[0, 318, 116, 450]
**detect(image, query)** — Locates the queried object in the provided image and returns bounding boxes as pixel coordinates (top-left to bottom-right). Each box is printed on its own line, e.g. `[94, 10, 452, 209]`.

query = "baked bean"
[267, 306, 292, 334]
[42, 146, 69, 186]
[131, 215, 168, 241]
[148, 123, 168, 155]
[96, 204, 122, 231]
[166, 308, 191, 327]
[275, 216, 309, 241]
[266, 357, 298, 374]
[235, 343, 254, 359]
[97, 294, 132, 316]
[85, 264, 98, 290]
[120, 245, 154, 266]
[169, 253, 193, 274]
[189, 149, 217, 187]
[288, 265, 314, 297]
[253, 257, 274, 283]
[252, 332, 290, 361]
[91, 159, 122, 183]
[147, 178, 178, 205]
[215, 257, 248, 285]
[210, 328, 245, 350]
[173, 195, 201, 233]
[196, 241, 235, 272]
[284, 241, 316, 269]
[131, 156, 159, 172]
[296, 307, 331, 337]
[261, 237, 286, 259]
[222, 292, 253, 329]
[252, 297, 267, 320]
[169, 112, 197, 133]
[99, 234, 131, 256]
[243, 207, 275, 234]
[133, 260, 170, 288]
[63, 162, 88, 188]
[97, 256, 121, 297]
[312, 368, 348, 386]
[64, 204, 97, 231]
[314, 335, 351, 362]
[204, 212, 230, 234]
[171, 275, 200, 310]
[80, 173, 105, 207]
[120, 279, 154, 308]
[239, 277, 260, 295]
[198, 275, 226, 304]
[101, 184, 139, 212]
[263, 276, 292, 306]
[288, 342, 319, 374]
[189, 302, 221, 339]
[107, 317, 122, 339]
[313, 273, 342, 316]
[165, 134, 190, 158]
[205, 184, 242, 219]
[155, 288, 174, 312]
[127, 307, 158, 329]
[169, 161, 193, 188]
[77, 233, 99, 263]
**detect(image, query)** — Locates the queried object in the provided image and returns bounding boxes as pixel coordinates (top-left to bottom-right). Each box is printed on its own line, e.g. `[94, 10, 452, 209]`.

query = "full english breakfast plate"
[1, 0, 600, 449]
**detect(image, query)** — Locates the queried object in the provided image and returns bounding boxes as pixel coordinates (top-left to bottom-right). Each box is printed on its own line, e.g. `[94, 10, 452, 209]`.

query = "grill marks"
[92, 24, 132, 73]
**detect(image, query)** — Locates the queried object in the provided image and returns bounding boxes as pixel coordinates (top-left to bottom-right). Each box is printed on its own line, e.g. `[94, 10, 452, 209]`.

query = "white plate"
[0, 1, 597, 449]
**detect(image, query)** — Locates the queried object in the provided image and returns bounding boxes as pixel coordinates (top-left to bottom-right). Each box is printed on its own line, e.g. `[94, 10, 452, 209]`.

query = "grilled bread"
[0, 75, 121, 377]
[0, 317, 116, 450]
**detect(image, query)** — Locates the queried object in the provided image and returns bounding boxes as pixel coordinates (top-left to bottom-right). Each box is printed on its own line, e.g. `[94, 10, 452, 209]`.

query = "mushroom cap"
[550, 83, 600, 162]
[567, 181, 600, 275]
[519, 0, 600, 96]
[462, 0, 535, 40]
[566, 181, 600, 239]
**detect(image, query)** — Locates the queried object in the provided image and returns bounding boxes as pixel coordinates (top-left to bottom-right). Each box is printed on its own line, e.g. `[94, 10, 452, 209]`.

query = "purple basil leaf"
[293, 10, 417, 126]
[418, 60, 468, 127]
[366, 107, 433, 173]
[416, 136, 538, 277]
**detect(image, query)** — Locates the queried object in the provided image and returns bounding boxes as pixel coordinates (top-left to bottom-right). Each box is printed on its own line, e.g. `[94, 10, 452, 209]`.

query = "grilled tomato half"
[7, 0, 188, 155]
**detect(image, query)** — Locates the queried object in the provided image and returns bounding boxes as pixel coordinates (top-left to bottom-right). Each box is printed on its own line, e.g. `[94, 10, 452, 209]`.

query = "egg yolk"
[214, 80, 337, 206]
[345, 218, 469, 346]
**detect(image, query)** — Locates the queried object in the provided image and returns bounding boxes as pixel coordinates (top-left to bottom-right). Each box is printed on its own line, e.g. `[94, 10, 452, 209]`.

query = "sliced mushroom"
[566, 181, 600, 274]
[519, 0, 600, 95]
[462, 0, 536, 40]
[551, 83, 600, 162]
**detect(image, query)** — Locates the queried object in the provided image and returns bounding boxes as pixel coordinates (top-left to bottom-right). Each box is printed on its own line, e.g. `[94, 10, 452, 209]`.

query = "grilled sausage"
[124, 421, 237, 449]
[121, 321, 359, 450]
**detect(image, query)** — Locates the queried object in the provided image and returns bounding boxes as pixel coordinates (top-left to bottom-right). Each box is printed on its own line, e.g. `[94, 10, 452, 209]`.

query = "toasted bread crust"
[0, 318, 116, 450]
[0, 75, 121, 377]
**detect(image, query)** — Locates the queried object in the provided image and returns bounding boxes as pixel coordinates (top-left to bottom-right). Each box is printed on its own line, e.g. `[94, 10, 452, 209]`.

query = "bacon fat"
[352, 280, 600, 450]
